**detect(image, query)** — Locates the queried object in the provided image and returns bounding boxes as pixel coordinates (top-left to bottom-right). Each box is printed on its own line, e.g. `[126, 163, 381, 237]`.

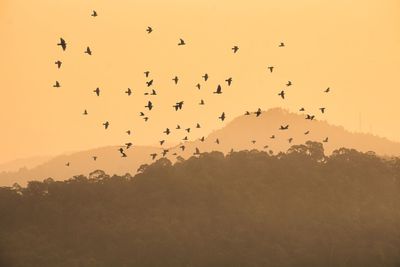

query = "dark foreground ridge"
[1, 142, 400, 267]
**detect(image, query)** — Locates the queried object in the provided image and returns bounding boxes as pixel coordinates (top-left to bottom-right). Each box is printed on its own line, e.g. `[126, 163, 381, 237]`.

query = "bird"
[279, 125, 289, 130]
[172, 76, 179, 84]
[219, 112, 226, 121]
[145, 101, 153, 110]
[176, 125, 181, 129]
[288, 138, 293, 143]
[121, 152, 127, 158]
[225, 77, 233, 86]
[305, 114, 315, 120]
[53, 81, 60, 88]
[162, 149, 169, 157]
[103, 121, 109, 129]
[146, 80, 153, 87]
[304, 131, 310, 135]
[194, 147, 200, 155]
[125, 88, 132, 96]
[93, 87, 100, 96]
[251, 140, 256, 144]
[270, 135, 275, 139]
[185, 128, 191, 133]
[245, 111, 251, 115]
[125, 142, 133, 149]
[323, 137, 329, 143]
[163, 128, 170, 135]
[215, 138, 220, 144]
[286, 81, 292, 86]
[139, 112, 145, 117]
[182, 136, 188, 141]
[84, 46, 92, 55]
[173, 101, 184, 111]
[255, 108, 262, 117]
[57, 38, 67, 51]
[126, 130, 131, 135]
[160, 140, 165, 145]
[55, 60, 62, 69]
[278, 90, 285, 99]
[83, 109, 88, 115]
[213, 85, 222, 94]
[232, 46, 239, 53]
[199, 99, 205, 105]
[319, 107, 326, 113]
[143, 117, 149, 122]
[279, 42, 285, 47]
[299, 107, 305, 112]
[91, 10, 98, 17]
[150, 153, 157, 160]
[146, 26, 153, 34]
[263, 145, 269, 149]
[196, 83, 201, 90]
[200, 136, 205, 142]
[324, 87, 330, 93]
[150, 89, 157, 95]
[92, 156, 97, 161]
[179, 145, 185, 151]
[196, 123, 201, 128]
[202, 73, 209, 81]
[144, 71, 150, 78]
[178, 38, 186, 46]
[268, 66, 274, 73]
[65, 162, 70, 167]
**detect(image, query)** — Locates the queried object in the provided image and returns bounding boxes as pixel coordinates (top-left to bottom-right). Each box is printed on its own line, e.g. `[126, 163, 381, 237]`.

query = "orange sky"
[0, 0, 399, 164]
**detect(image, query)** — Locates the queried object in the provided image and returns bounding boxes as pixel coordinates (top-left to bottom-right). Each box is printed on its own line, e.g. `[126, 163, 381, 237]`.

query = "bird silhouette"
[144, 71, 150, 78]
[172, 76, 179, 84]
[219, 112, 226, 121]
[125, 143, 133, 149]
[160, 140, 165, 145]
[91, 10, 97, 17]
[251, 140, 256, 144]
[196, 83, 201, 90]
[305, 114, 315, 120]
[199, 99, 205, 105]
[145, 101, 153, 110]
[225, 77, 233, 86]
[150, 153, 157, 160]
[162, 149, 169, 157]
[304, 131, 310, 135]
[194, 147, 200, 155]
[93, 156, 97, 161]
[83, 109, 88, 115]
[179, 145, 185, 151]
[245, 111, 251, 115]
[185, 128, 191, 133]
[103, 121, 109, 129]
[299, 107, 305, 111]
[323, 137, 329, 143]
[215, 138, 220, 144]
[126, 130, 131, 135]
[163, 128, 171, 135]
[178, 38, 186, 46]
[202, 73, 209, 81]
[150, 89, 157, 95]
[324, 87, 330, 93]
[196, 123, 201, 128]
[288, 138, 293, 143]
[53, 81, 60, 88]
[268, 66, 274, 73]
[232, 46, 239, 53]
[146, 26, 153, 34]
[173, 101, 184, 111]
[255, 108, 262, 117]
[320, 107, 326, 113]
[278, 90, 285, 99]
[84, 46, 92, 55]
[93, 87, 100, 96]
[286, 81, 292, 86]
[270, 135, 275, 139]
[143, 117, 149, 122]
[213, 85, 222, 94]
[139, 112, 145, 116]
[176, 125, 181, 129]
[263, 145, 269, 149]
[121, 152, 127, 158]
[125, 88, 132, 96]
[279, 125, 289, 130]
[200, 136, 205, 142]
[279, 42, 285, 47]
[182, 136, 188, 141]
[57, 38, 67, 51]
[146, 80, 153, 87]
[65, 162, 70, 167]
[55, 60, 62, 69]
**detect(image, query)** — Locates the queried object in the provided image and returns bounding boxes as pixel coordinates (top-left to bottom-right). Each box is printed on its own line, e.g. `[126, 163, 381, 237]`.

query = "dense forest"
[1, 141, 400, 267]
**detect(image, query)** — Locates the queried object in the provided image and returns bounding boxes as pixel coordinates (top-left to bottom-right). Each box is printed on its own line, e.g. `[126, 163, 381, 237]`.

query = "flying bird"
[279, 125, 289, 130]
[279, 42, 285, 47]
[146, 80, 153, 87]
[200, 136, 205, 142]
[196, 123, 201, 128]
[219, 112, 226, 121]
[320, 107, 326, 113]
[232, 46, 239, 53]
[172, 76, 179, 84]
[278, 90, 285, 99]
[180, 145, 185, 151]
[53, 81, 60, 88]
[162, 149, 169, 157]
[196, 83, 201, 90]
[324, 87, 330, 93]
[268, 66, 274, 73]
[185, 128, 191, 133]
[255, 108, 262, 117]
[270, 135, 275, 139]
[55, 60, 62, 69]
[323, 137, 329, 143]
[163, 128, 171, 135]
[83, 109, 88, 115]
[225, 77, 233, 86]
[160, 140, 165, 145]
[125, 143, 133, 149]
[178, 38, 186, 46]
[92, 156, 97, 161]
[91, 10, 97, 17]
[299, 107, 305, 111]
[57, 38, 67, 51]
[146, 26, 153, 34]
[305, 114, 315, 120]
[286, 81, 292, 86]
[251, 140, 256, 144]
[202, 73, 209, 81]
[215, 138, 220, 144]
[144, 71, 150, 77]
[93, 87, 100, 96]
[213, 85, 222, 94]
[199, 99, 205, 105]
[103, 121, 109, 129]
[245, 111, 251, 115]
[304, 131, 310, 135]
[150, 153, 157, 160]
[288, 138, 293, 143]
[65, 162, 70, 167]
[145, 101, 153, 110]
[126, 130, 131, 135]
[84, 46, 92, 55]
[125, 88, 132, 96]
[194, 147, 200, 155]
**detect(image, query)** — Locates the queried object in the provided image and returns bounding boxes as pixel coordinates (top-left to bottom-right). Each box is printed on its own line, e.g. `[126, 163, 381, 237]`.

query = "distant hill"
[1, 108, 400, 186]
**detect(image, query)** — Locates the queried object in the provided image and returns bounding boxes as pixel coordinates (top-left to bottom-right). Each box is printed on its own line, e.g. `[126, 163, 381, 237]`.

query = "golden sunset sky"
[0, 0, 399, 164]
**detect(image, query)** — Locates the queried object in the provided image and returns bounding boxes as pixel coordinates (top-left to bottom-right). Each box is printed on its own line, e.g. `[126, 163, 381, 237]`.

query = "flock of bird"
[54, 10, 331, 167]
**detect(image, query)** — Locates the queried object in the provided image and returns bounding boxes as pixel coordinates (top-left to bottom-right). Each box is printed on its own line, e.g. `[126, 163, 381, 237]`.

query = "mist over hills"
[1, 108, 399, 186]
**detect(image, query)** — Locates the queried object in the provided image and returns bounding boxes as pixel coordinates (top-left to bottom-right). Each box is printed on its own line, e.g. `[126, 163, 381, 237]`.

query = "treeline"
[1, 141, 400, 267]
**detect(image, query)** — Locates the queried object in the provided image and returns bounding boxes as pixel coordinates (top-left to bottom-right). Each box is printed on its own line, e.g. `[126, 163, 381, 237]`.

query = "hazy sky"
[0, 0, 399, 164]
